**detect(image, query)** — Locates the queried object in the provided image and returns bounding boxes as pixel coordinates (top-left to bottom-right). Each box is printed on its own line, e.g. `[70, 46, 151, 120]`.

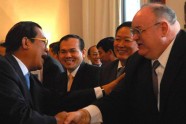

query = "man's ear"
[108, 49, 113, 55]
[87, 54, 90, 60]
[22, 37, 30, 49]
[82, 48, 87, 58]
[161, 21, 168, 37]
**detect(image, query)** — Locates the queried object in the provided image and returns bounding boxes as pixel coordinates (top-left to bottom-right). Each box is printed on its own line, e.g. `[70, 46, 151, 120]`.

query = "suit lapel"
[160, 30, 186, 112]
[59, 72, 68, 92]
[112, 60, 120, 79]
[136, 59, 158, 112]
[5, 54, 34, 107]
[71, 62, 85, 90]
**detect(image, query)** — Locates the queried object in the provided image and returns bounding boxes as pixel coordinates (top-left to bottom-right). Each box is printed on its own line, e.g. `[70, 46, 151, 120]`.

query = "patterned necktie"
[25, 73, 30, 90]
[67, 73, 73, 91]
[152, 60, 160, 99]
[117, 66, 125, 77]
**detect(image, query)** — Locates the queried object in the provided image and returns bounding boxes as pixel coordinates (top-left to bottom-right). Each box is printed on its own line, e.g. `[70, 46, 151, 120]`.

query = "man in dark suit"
[43, 34, 124, 114]
[64, 3, 186, 124]
[99, 21, 138, 85]
[42, 55, 65, 86]
[87, 45, 102, 67]
[0, 21, 66, 124]
[96, 37, 117, 67]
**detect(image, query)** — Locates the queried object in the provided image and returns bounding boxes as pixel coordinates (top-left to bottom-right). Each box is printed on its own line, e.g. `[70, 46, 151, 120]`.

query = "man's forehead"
[35, 27, 46, 38]
[132, 11, 154, 28]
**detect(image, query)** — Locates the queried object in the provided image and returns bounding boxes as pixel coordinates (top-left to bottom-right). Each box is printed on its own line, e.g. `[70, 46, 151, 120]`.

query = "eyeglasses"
[30, 38, 48, 46]
[131, 22, 161, 36]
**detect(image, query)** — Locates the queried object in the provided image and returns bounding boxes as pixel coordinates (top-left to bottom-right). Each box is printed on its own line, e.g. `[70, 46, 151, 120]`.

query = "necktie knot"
[117, 66, 125, 77]
[25, 73, 30, 90]
[152, 60, 160, 75]
[152, 60, 160, 70]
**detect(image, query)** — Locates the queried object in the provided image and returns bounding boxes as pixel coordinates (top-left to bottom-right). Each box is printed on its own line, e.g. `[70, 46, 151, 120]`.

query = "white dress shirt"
[13, 55, 29, 77]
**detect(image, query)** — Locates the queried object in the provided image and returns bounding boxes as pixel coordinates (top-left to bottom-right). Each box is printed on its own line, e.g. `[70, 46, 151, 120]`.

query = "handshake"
[55, 109, 91, 124]
[55, 73, 125, 124]
[54, 73, 125, 124]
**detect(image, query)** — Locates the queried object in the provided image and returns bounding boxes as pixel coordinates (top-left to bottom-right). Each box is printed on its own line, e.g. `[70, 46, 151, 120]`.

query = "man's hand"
[55, 111, 68, 124]
[102, 73, 125, 95]
[64, 109, 90, 124]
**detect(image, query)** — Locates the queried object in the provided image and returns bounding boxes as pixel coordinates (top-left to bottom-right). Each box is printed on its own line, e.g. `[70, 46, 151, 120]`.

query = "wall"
[69, 0, 83, 38]
[0, 0, 70, 46]
[0, 0, 185, 45]
[166, 0, 185, 29]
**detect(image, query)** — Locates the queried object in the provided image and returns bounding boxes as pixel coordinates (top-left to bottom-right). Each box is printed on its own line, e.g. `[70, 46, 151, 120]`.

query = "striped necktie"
[152, 60, 160, 99]
[117, 66, 125, 77]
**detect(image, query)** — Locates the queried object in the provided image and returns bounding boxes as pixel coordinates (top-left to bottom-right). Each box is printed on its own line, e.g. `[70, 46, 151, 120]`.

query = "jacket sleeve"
[0, 57, 56, 124]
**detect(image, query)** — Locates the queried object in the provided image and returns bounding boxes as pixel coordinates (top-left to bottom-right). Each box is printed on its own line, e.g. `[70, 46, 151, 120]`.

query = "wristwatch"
[101, 87, 106, 96]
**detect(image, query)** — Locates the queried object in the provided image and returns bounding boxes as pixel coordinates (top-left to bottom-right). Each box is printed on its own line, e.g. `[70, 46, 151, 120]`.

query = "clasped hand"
[55, 109, 90, 124]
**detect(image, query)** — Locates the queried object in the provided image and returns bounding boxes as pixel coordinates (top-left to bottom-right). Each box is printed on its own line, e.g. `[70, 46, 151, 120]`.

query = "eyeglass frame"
[131, 22, 161, 36]
[29, 38, 48, 46]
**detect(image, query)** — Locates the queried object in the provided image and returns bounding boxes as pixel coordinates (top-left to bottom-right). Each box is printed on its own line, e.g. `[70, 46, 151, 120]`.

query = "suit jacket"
[42, 55, 64, 86]
[0, 54, 56, 124]
[99, 59, 120, 85]
[43, 62, 101, 114]
[94, 30, 186, 124]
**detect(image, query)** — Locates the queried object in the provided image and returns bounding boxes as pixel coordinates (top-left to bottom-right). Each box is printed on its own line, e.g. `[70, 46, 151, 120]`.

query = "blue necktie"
[25, 73, 30, 90]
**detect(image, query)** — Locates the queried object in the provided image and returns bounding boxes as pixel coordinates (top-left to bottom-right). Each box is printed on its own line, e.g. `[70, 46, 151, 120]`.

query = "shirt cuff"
[94, 87, 103, 99]
[84, 105, 103, 124]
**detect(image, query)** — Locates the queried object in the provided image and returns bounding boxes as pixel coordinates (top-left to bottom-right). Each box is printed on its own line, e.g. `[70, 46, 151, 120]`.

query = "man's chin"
[30, 65, 42, 72]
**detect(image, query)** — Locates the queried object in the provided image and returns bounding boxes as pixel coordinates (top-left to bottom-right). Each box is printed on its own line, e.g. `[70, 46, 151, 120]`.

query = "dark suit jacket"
[94, 30, 186, 124]
[99, 59, 120, 85]
[42, 55, 64, 86]
[0, 54, 56, 124]
[43, 62, 101, 114]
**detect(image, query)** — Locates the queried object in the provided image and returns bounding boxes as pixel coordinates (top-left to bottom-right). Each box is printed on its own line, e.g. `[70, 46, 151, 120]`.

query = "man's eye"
[60, 51, 66, 53]
[115, 38, 121, 41]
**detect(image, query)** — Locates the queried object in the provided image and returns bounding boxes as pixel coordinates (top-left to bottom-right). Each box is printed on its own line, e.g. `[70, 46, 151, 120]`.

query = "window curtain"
[82, 0, 120, 47]
[150, 0, 166, 4]
[140, 0, 150, 5]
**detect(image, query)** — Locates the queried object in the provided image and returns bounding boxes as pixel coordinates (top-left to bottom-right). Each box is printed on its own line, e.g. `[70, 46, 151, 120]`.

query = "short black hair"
[5, 21, 42, 53]
[59, 34, 85, 51]
[96, 37, 115, 53]
[49, 41, 60, 54]
[115, 21, 132, 36]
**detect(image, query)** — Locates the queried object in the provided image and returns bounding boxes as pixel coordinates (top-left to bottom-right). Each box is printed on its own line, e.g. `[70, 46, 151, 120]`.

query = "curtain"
[82, 0, 120, 47]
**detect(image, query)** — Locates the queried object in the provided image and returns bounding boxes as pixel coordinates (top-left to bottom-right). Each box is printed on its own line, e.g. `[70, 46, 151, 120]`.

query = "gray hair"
[142, 3, 177, 25]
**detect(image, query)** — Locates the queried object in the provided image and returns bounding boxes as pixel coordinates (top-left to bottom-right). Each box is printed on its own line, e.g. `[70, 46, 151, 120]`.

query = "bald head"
[132, 3, 180, 60]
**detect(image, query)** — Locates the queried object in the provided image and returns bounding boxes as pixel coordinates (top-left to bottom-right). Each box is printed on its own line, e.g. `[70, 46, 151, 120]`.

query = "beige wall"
[69, 0, 83, 38]
[0, 0, 71, 46]
[167, 0, 185, 29]
[0, 0, 185, 46]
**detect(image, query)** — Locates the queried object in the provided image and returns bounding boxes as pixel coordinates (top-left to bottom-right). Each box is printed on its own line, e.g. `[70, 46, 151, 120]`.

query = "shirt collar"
[12, 55, 29, 76]
[67, 65, 80, 77]
[152, 38, 175, 68]
[117, 60, 123, 69]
